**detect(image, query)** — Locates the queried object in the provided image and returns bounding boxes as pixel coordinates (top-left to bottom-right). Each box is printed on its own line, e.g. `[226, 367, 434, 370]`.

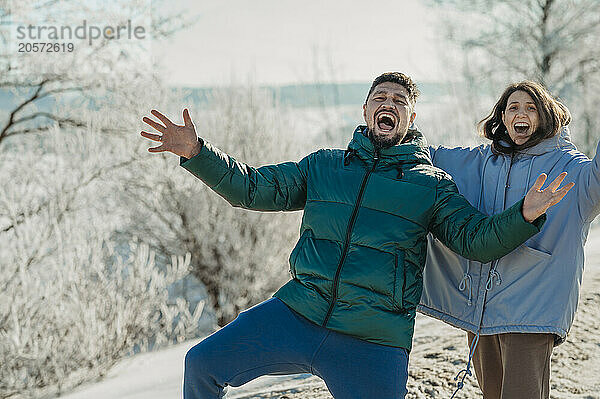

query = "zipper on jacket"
[488, 154, 515, 288]
[477, 153, 515, 329]
[502, 153, 515, 209]
[322, 153, 379, 327]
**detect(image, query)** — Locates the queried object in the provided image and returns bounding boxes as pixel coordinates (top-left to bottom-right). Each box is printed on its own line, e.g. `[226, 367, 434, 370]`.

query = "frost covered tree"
[429, 0, 600, 152]
[124, 87, 306, 327]
[0, 1, 206, 398]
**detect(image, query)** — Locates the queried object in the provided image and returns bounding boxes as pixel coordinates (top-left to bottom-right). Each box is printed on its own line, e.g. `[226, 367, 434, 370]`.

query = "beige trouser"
[467, 332, 555, 399]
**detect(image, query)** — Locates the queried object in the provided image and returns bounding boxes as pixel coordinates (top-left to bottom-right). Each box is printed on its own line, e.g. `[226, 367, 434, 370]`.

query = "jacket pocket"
[519, 244, 552, 259]
[393, 249, 406, 310]
[482, 243, 553, 328]
[289, 230, 310, 278]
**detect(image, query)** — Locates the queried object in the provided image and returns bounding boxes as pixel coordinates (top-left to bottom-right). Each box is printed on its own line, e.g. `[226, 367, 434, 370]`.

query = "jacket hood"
[516, 126, 576, 156]
[347, 125, 432, 166]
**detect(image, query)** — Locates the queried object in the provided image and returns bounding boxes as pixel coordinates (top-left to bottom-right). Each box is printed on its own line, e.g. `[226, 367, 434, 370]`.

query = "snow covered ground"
[57, 229, 600, 399]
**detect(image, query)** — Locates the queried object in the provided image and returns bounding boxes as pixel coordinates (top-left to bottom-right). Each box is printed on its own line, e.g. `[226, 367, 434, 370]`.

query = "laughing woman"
[419, 81, 600, 399]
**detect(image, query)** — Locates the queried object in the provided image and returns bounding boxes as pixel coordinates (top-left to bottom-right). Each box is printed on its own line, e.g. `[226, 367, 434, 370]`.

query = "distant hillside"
[178, 82, 452, 108]
[0, 82, 451, 114]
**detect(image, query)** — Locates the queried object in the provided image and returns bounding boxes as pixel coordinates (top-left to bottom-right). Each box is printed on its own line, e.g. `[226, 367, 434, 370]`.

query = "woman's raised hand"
[522, 172, 575, 222]
[140, 108, 202, 159]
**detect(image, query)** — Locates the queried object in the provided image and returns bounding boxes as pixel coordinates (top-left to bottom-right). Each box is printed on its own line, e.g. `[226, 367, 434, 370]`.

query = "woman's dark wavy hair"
[479, 81, 572, 154]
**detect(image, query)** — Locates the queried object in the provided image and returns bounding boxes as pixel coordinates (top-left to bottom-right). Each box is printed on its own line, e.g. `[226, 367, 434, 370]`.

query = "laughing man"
[140, 72, 573, 398]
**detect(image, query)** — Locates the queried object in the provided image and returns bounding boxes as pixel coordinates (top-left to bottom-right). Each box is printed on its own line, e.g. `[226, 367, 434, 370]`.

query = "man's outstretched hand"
[140, 109, 201, 159]
[522, 172, 575, 222]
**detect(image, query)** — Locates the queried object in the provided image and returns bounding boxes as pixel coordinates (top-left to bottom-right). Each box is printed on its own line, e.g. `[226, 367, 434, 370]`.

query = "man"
[140, 72, 573, 398]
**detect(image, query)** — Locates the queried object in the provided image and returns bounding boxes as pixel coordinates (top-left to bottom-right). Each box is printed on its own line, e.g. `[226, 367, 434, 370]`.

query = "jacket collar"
[347, 125, 432, 166]
[501, 127, 576, 157]
[518, 126, 576, 156]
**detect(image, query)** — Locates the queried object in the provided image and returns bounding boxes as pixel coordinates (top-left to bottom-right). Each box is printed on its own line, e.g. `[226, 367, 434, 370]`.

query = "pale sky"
[155, 0, 447, 87]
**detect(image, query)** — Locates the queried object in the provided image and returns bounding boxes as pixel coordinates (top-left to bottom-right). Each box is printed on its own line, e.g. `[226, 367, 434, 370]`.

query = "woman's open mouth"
[376, 112, 397, 132]
[513, 122, 530, 135]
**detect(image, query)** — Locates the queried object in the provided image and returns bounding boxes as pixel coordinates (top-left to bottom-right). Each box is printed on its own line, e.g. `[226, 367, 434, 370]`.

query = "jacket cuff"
[179, 137, 205, 166]
[530, 213, 546, 230]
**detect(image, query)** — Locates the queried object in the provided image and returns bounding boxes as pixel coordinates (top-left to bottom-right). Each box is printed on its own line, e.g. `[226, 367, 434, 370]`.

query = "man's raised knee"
[185, 342, 213, 375]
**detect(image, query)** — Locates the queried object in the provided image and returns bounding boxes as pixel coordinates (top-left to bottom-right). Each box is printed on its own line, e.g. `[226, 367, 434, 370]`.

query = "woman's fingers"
[151, 109, 174, 127]
[140, 131, 162, 142]
[142, 116, 166, 133]
[546, 172, 568, 192]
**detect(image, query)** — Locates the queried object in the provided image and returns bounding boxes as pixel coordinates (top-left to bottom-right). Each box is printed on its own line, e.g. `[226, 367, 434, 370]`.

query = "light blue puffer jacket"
[419, 129, 600, 344]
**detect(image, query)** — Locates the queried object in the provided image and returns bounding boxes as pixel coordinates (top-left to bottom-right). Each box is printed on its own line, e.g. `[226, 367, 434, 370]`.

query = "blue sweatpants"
[183, 297, 409, 398]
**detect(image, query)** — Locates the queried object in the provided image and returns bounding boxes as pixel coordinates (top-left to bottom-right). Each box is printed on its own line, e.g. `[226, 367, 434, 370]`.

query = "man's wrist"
[522, 207, 542, 224]
[187, 139, 203, 159]
[180, 137, 204, 165]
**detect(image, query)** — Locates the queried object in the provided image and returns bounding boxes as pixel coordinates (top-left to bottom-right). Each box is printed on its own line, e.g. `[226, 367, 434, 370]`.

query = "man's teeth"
[515, 122, 529, 127]
[378, 112, 395, 121]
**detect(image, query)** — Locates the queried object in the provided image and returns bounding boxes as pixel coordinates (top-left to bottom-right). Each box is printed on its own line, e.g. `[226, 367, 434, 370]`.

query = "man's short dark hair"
[365, 72, 420, 105]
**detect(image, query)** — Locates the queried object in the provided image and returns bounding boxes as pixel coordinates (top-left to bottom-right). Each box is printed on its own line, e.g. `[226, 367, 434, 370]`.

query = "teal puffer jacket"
[180, 126, 544, 349]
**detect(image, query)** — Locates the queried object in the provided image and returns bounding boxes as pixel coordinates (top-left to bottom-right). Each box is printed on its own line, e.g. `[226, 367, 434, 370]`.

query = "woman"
[419, 81, 600, 398]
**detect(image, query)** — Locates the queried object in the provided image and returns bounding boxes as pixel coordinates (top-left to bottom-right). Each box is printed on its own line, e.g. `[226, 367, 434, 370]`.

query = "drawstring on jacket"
[485, 269, 502, 291]
[458, 264, 473, 306]
[450, 331, 480, 399]
[525, 155, 536, 197]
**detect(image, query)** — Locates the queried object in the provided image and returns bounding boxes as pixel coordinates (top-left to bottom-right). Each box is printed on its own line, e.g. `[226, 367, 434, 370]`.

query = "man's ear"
[363, 104, 367, 123]
[410, 112, 416, 125]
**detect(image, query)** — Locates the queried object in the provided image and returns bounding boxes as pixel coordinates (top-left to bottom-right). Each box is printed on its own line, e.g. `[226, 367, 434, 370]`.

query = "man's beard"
[366, 127, 407, 149]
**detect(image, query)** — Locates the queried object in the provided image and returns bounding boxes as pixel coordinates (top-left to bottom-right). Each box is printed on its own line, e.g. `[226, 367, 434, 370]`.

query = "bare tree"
[0, 0, 194, 146]
[429, 0, 600, 153]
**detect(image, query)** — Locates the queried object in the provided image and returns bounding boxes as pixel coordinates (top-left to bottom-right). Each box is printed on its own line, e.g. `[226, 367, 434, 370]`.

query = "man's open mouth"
[376, 112, 397, 132]
[514, 122, 530, 134]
